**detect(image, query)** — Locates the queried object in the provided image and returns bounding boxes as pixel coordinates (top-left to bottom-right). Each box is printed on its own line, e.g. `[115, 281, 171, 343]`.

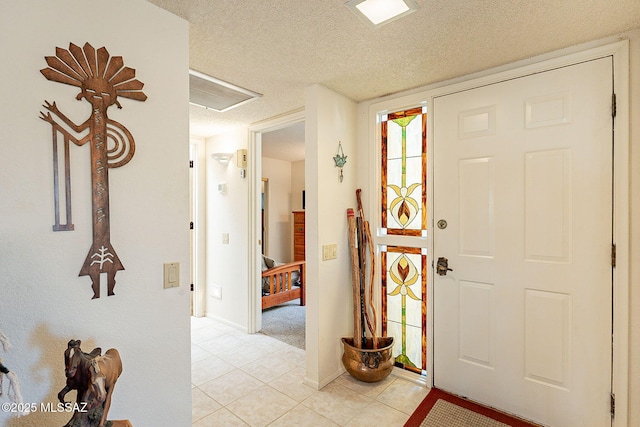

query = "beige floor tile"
[192, 344, 213, 364]
[193, 407, 249, 427]
[243, 332, 296, 353]
[269, 346, 306, 367]
[375, 377, 428, 415]
[344, 400, 409, 427]
[192, 387, 222, 422]
[225, 384, 298, 427]
[334, 371, 396, 398]
[212, 321, 244, 333]
[301, 382, 372, 426]
[240, 352, 301, 383]
[191, 316, 218, 330]
[191, 355, 236, 386]
[191, 318, 426, 427]
[199, 369, 265, 406]
[216, 340, 274, 368]
[269, 404, 340, 427]
[191, 323, 227, 343]
[198, 334, 246, 355]
[268, 366, 317, 402]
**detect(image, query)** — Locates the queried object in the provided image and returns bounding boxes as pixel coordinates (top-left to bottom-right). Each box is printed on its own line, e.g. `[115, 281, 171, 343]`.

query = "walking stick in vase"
[356, 189, 378, 349]
[347, 208, 363, 348]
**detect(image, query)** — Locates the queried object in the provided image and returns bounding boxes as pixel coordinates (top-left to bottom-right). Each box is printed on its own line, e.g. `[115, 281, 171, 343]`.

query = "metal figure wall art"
[40, 42, 147, 299]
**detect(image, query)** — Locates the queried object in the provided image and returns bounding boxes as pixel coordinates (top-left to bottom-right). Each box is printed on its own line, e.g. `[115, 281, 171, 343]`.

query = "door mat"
[404, 388, 542, 427]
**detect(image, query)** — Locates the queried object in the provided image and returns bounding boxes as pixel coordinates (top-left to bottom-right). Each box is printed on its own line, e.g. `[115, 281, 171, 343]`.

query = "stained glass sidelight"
[381, 245, 427, 373]
[380, 107, 427, 375]
[381, 107, 426, 236]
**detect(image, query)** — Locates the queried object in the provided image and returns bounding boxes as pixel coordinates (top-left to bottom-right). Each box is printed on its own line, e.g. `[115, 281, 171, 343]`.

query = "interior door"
[433, 58, 613, 426]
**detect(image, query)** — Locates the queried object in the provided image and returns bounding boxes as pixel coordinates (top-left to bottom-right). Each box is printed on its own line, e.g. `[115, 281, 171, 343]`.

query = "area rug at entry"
[259, 299, 305, 350]
[404, 388, 541, 427]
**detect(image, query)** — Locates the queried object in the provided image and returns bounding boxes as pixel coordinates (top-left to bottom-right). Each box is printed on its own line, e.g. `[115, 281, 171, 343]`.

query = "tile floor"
[191, 316, 429, 427]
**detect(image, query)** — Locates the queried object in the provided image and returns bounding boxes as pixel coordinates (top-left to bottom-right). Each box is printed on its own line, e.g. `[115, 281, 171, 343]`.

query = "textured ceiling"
[262, 121, 306, 162]
[146, 0, 640, 139]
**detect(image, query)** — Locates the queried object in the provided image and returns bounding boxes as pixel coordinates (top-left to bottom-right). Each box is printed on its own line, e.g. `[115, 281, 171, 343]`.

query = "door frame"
[261, 178, 269, 255]
[366, 39, 629, 425]
[247, 109, 305, 334]
[189, 139, 206, 318]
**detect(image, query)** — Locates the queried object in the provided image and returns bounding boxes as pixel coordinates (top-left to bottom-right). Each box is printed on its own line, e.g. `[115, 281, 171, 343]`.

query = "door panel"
[433, 58, 613, 427]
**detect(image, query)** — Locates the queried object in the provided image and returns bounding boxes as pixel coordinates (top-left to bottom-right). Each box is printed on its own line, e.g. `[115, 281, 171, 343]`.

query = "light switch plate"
[322, 244, 337, 261]
[163, 262, 180, 289]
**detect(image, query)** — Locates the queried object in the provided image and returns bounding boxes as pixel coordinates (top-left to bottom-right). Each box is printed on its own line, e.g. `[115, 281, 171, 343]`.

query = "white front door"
[433, 57, 613, 426]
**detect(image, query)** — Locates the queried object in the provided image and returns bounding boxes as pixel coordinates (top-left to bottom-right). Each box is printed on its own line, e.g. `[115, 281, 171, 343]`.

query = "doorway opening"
[248, 111, 305, 336]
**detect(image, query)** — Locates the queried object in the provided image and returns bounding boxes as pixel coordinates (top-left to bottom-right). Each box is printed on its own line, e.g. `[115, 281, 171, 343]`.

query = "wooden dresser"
[292, 211, 305, 261]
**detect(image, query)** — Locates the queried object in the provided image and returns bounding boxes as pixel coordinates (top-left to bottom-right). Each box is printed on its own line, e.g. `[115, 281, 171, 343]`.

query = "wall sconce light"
[333, 141, 347, 183]
[211, 152, 233, 165]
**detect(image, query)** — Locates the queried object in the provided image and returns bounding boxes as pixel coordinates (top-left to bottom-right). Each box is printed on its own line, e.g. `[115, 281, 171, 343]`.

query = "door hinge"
[610, 392, 615, 417]
[611, 243, 616, 267]
[190, 221, 194, 230]
[190, 283, 194, 292]
[611, 93, 617, 119]
[189, 160, 194, 168]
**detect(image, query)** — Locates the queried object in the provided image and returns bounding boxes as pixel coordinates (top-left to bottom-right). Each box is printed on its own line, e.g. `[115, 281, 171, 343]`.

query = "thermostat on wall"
[237, 149, 247, 168]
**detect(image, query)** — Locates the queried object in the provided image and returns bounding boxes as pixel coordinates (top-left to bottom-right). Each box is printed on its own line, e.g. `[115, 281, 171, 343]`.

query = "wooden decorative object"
[343, 189, 394, 383]
[39, 42, 147, 299]
[60, 340, 127, 427]
[58, 340, 101, 409]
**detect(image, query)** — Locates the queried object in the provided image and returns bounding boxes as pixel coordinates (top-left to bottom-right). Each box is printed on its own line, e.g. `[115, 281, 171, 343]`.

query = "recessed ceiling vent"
[189, 69, 261, 112]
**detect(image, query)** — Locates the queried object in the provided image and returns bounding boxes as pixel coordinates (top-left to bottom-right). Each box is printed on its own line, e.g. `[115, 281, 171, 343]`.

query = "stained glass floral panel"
[381, 107, 427, 236]
[381, 245, 427, 374]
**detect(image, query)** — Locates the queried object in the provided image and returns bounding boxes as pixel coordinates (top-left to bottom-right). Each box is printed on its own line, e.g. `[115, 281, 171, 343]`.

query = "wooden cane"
[347, 209, 363, 348]
[356, 190, 378, 349]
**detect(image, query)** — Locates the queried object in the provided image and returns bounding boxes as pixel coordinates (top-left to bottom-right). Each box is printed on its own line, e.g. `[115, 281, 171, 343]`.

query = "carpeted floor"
[259, 299, 305, 350]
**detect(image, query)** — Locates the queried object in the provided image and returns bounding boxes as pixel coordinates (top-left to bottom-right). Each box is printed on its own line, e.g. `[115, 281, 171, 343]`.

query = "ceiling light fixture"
[346, 0, 418, 27]
[189, 69, 261, 112]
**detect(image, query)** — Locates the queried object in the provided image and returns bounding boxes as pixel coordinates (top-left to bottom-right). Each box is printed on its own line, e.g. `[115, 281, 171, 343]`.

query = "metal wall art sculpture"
[40, 42, 147, 299]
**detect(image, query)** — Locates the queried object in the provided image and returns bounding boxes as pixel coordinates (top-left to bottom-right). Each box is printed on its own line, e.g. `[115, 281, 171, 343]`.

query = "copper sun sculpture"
[40, 42, 147, 299]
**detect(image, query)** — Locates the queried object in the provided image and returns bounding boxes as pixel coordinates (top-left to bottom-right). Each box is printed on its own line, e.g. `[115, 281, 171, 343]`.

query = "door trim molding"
[365, 39, 629, 426]
[247, 109, 305, 334]
[189, 140, 207, 318]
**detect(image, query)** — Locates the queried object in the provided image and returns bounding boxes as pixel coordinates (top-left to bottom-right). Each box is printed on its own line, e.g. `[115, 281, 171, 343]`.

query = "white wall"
[262, 157, 292, 261]
[0, 1, 191, 426]
[291, 160, 306, 211]
[261, 157, 307, 262]
[304, 85, 358, 388]
[205, 128, 250, 330]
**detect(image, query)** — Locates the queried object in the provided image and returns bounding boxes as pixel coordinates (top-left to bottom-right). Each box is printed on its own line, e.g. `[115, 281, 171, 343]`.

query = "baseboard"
[303, 366, 346, 390]
[204, 313, 249, 334]
[391, 366, 428, 387]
